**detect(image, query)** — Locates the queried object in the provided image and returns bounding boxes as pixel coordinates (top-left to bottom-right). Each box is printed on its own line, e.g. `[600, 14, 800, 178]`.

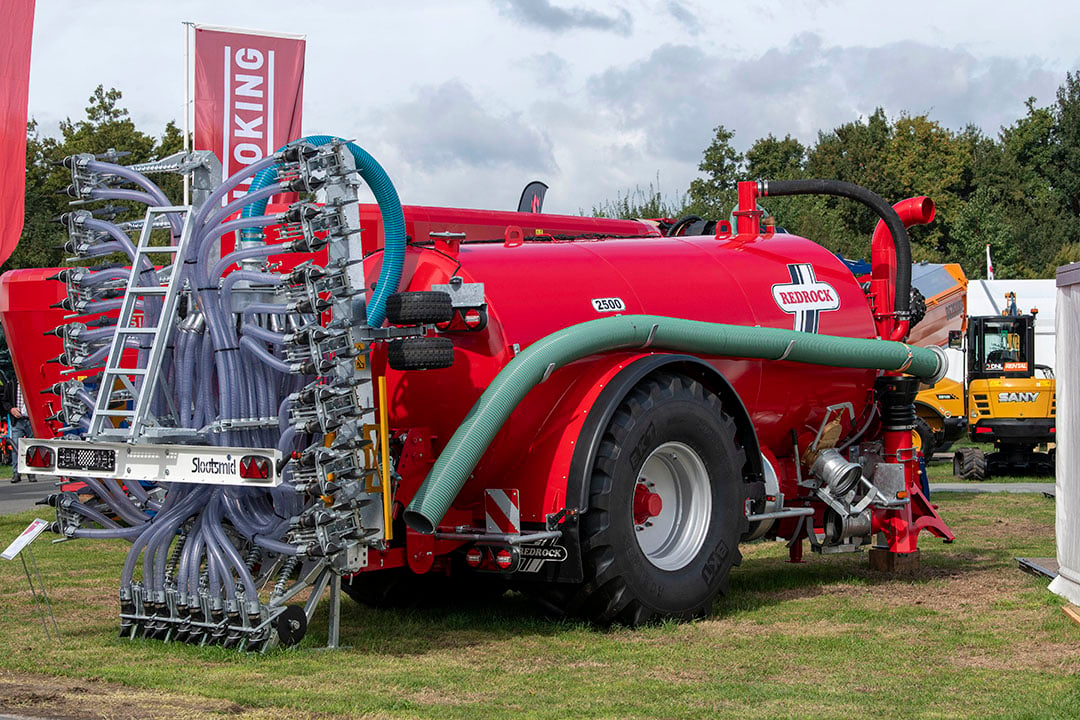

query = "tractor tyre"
[387, 337, 455, 371]
[913, 417, 937, 461]
[557, 372, 747, 626]
[385, 291, 454, 325]
[953, 447, 988, 481]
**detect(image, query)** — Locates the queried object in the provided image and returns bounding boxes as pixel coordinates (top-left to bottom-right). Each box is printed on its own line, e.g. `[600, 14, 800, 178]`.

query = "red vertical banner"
[0, 0, 36, 267]
[193, 25, 305, 205]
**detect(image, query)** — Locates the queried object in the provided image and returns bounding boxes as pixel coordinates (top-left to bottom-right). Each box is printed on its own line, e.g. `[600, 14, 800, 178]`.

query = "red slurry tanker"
[4, 139, 951, 648]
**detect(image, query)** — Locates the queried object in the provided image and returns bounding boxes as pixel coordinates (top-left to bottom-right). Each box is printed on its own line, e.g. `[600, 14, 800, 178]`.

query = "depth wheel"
[385, 291, 454, 325]
[559, 373, 747, 626]
[953, 447, 987, 481]
[387, 337, 454, 371]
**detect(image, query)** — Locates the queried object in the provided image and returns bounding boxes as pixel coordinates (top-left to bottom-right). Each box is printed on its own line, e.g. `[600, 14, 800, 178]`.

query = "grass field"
[0, 490, 1076, 720]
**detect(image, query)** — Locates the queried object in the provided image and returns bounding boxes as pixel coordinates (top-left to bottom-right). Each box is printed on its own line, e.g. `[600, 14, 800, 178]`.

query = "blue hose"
[239, 135, 406, 327]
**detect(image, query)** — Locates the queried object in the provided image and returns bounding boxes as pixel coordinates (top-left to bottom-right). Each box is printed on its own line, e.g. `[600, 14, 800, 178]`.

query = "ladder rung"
[103, 368, 149, 376]
[100, 409, 134, 417]
[116, 327, 159, 335]
[136, 245, 181, 253]
[128, 286, 167, 295]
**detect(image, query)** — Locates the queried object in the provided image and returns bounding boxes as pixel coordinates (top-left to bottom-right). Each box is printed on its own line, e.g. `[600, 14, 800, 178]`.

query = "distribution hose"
[403, 314, 948, 533]
[240, 135, 406, 327]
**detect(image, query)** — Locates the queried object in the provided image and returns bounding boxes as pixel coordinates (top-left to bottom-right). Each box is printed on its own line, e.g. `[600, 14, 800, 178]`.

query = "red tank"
[379, 230, 879, 527]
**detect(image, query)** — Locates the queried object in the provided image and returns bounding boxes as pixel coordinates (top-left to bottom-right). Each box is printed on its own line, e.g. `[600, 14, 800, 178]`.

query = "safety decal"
[770, 263, 840, 333]
[485, 489, 520, 534]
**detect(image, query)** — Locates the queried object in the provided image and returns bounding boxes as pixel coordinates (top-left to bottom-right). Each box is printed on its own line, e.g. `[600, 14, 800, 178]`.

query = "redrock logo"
[771, 264, 841, 332]
[191, 457, 238, 475]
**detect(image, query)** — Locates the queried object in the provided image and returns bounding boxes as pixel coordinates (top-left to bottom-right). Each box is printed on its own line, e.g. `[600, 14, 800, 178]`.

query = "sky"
[26, 0, 1080, 215]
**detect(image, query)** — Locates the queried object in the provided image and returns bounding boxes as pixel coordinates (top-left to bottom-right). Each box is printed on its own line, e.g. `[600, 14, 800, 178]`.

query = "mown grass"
[0, 491, 1076, 719]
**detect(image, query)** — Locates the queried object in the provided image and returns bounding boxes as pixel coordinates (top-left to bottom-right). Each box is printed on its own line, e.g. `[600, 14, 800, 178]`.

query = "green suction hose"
[403, 314, 947, 534]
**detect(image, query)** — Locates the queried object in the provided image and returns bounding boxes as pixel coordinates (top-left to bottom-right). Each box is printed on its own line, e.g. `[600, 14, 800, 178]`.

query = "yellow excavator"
[950, 293, 1055, 479]
[908, 267, 1055, 478]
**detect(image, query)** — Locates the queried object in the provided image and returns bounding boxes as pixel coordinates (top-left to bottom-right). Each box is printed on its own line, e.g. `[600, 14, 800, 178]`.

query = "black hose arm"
[758, 179, 911, 318]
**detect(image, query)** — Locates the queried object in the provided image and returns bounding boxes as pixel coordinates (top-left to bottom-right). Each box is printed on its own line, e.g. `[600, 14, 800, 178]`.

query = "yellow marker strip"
[378, 375, 393, 542]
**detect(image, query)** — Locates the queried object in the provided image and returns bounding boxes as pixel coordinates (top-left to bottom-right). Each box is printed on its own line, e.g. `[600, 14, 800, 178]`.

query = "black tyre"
[913, 417, 937, 460]
[387, 337, 454, 371]
[385, 291, 454, 325]
[556, 373, 748, 626]
[953, 447, 988, 481]
[665, 214, 704, 237]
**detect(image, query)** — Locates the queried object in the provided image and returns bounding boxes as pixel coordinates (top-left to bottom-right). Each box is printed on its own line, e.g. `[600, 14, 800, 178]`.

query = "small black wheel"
[913, 417, 937, 460]
[953, 447, 987, 481]
[557, 372, 748, 626]
[274, 605, 307, 648]
[387, 337, 454, 371]
[385, 291, 454, 325]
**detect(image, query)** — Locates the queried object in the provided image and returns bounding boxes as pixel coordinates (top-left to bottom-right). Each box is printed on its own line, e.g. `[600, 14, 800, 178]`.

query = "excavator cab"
[969, 316, 1032, 377]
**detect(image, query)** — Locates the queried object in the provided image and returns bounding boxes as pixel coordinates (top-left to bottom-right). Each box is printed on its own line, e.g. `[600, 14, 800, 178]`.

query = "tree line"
[10, 76, 1080, 280]
[594, 72, 1080, 280]
[9, 86, 183, 272]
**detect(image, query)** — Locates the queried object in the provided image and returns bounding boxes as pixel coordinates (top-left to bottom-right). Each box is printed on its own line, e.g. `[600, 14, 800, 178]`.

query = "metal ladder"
[88, 205, 194, 440]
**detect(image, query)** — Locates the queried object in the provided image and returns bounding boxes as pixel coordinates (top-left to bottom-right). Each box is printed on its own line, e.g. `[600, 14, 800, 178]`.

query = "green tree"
[743, 133, 805, 180]
[686, 125, 741, 218]
[5, 86, 182, 272]
[1051, 72, 1080, 238]
[882, 114, 971, 262]
[805, 108, 893, 245]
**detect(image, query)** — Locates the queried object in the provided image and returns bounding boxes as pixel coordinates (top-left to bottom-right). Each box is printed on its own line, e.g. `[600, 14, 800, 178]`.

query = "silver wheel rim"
[633, 441, 712, 571]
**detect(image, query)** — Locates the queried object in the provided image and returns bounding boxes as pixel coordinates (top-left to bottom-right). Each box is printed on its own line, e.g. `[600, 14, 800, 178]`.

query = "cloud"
[493, 0, 632, 35]
[518, 51, 573, 88]
[664, 1, 702, 35]
[585, 34, 1062, 168]
[372, 80, 557, 174]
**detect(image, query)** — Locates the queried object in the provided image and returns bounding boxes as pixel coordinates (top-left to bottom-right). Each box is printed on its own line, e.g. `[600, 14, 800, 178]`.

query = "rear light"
[975, 427, 992, 434]
[896, 490, 909, 500]
[25, 445, 55, 469]
[239, 455, 271, 480]
[494, 548, 514, 570]
[465, 548, 485, 568]
[463, 309, 484, 329]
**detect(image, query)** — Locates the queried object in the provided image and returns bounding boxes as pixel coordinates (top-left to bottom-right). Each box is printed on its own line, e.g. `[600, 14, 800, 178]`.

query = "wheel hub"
[633, 482, 664, 526]
[632, 441, 712, 571]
